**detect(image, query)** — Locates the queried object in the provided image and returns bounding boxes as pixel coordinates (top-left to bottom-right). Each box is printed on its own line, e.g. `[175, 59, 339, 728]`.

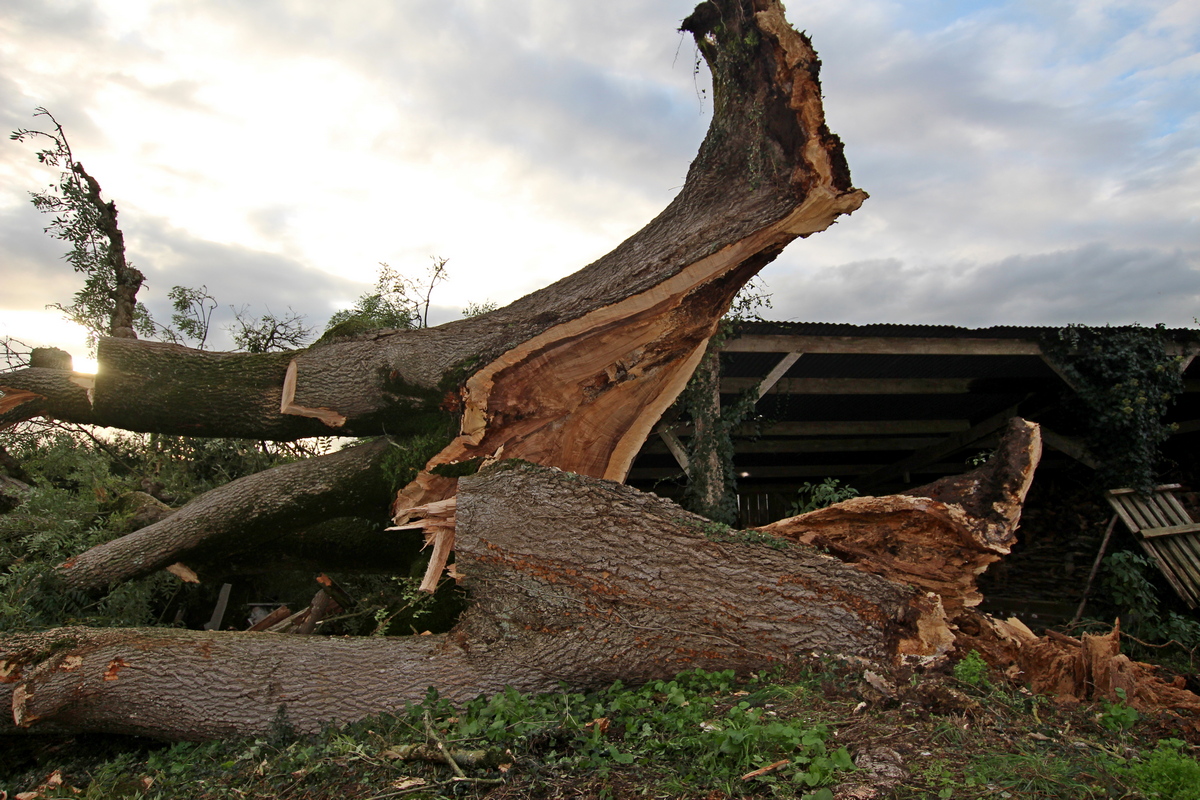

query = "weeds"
[952, 650, 990, 688]
[788, 478, 859, 516]
[1119, 738, 1200, 800]
[1097, 687, 1140, 732]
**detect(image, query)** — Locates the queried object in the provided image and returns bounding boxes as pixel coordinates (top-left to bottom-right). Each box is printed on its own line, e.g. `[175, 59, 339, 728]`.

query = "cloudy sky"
[1, 0, 1197, 369]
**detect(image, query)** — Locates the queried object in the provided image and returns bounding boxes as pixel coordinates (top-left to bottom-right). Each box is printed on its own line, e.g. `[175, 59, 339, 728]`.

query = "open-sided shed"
[629, 321, 1200, 525]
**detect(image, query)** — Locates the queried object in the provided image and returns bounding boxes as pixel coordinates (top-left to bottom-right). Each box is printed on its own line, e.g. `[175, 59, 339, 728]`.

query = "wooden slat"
[754, 352, 802, 400]
[1160, 530, 1200, 582]
[657, 426, 690, 476]
[1108, 486, 1200, 609]
[1136, 494, 1173, 528]
[1159, 537, 1200, 585]
[1140, 523, 1200, 539]
[726, 377, 975, 395]
[1139, 540, 1197, 606]
[1039, 428, 1097, 469]
[1178, 540, 1200, 594]
[1108, 497, 1143, 535]
[1121, 494, 1159, 530]
[1108, 485, 1183, 495]
[1161, 492, 1196, 525]
[1156, 541, 1200, 602]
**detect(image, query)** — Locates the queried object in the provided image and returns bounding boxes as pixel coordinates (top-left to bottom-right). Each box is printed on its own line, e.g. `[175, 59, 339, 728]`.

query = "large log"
[0, 426, 1039, 739]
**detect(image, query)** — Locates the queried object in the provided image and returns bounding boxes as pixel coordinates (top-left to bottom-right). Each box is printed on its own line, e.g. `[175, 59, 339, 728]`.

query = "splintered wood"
[389, 497, 458, 592]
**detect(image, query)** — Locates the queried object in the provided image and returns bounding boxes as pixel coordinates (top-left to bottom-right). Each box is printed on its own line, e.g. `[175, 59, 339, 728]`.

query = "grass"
[2, 656, 1198, 799]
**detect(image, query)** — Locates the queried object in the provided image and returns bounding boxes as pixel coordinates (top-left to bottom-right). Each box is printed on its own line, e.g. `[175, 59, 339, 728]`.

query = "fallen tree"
[3, 0, 1197, 741]
[2, 0, 865, 595]
[2, 422, 1039, 739]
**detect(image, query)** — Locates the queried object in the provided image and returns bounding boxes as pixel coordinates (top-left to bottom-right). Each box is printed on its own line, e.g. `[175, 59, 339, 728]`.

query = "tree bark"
[7, 421, 1196, 740]
[1, 435, 1036, 739]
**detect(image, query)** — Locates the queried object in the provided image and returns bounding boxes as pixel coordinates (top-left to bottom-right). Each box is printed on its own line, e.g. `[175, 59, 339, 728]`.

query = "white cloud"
[1, 0, 1196, 357]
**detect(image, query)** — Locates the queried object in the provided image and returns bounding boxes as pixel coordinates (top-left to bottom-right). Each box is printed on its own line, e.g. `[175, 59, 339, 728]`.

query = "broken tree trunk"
[5, 0, 1078, 742]
[1, 0, 866, 547]
[757, 418, 1043, 618]
[0, 424, 1038, 740]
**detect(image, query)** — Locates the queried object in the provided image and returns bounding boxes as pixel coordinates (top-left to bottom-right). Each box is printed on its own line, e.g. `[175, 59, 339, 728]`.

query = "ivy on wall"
[1040, 324, 1185, 493]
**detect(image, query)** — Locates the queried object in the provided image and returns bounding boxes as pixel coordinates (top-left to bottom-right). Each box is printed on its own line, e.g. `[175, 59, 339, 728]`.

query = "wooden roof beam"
[722, 335, 1042, 356]
[856, 402, 1026, 489]
[727, 377, 976, 395]
[641, 435, 946, 454]
[754, 352, 803, 399]
[728, 419, 972, 436]
[1039, 427, 1098, 469]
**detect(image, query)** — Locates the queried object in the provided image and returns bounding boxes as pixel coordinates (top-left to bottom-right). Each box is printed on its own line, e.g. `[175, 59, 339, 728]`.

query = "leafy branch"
[11, 107, 152, 352]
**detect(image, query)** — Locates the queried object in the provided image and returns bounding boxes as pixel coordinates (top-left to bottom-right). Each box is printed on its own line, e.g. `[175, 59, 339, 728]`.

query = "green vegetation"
[1119, 739, 1200, 800]
[677, 279, 773, 525]
[1040, 324, 1185, 494]
[5, 660, 1199, 799]
[0, 426, 467, 637]
[321, 258, 451, 341]
[1098, 688, 1140, 732]
[788, 478, 859, 516]
[0, 427, 325, 633]
[951, 650, 990, 689]
[1100, 551, 1200, 667]
[10, 108, 155, 351]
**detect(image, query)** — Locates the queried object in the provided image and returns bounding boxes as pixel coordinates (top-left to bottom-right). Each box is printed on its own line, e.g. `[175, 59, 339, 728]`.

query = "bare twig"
[423, 710, 466, 779]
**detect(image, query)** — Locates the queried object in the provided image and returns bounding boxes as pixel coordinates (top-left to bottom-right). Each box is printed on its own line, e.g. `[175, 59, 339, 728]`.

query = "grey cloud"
[764, 243, 1200, 328]
[124, 215, 369, 349]
[0, 204, 81, 309]
[107, 74, 210, 113]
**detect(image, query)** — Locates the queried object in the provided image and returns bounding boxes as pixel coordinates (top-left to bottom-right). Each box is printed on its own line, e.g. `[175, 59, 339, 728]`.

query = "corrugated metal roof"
[722, 352, 1058, 380]
[734, 320, 1200, 341]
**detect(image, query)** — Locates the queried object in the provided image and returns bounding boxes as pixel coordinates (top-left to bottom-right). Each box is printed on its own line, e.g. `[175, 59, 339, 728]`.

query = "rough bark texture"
[1, 0, 871, 596]
[2, 456, 978, 740]
[7, 2, 1104, 743]
[8, 418, 1193, 740]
